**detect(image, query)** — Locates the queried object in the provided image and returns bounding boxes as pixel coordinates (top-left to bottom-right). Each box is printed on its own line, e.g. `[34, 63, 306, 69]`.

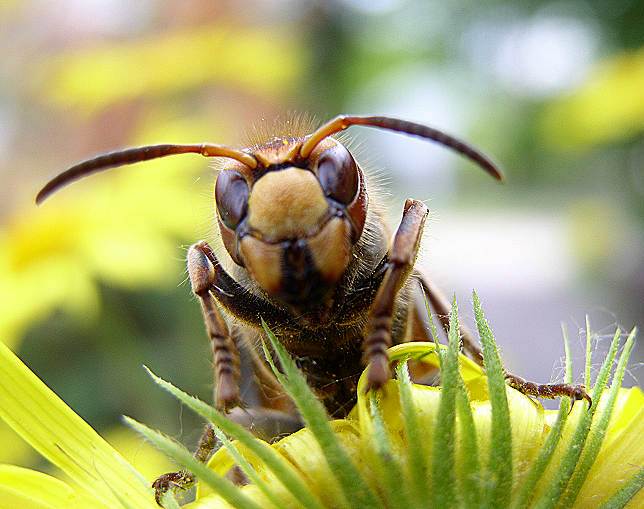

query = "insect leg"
[416, 272, 591, 408]
[152, 424, 214, 505]
[152, 406, 303, 505]
[416, 272, 484, 365]
[152, 242, 242, 506]
[187, 241, 240, 410]
[505, 374, 592, 410]
[364, 199, 429, 390]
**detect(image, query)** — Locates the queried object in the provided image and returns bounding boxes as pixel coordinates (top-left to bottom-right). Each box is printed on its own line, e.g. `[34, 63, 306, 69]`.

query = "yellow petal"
[0, 465, 94, 509]
[0, 342, 157, 508]
[0, 420, 35, 466]
[273, 420, 363, 508]
[387, 341, 484, 382]
[576, 387, 644, 507]
[479, 386, 544, 491]
[198, 440, 261, 500]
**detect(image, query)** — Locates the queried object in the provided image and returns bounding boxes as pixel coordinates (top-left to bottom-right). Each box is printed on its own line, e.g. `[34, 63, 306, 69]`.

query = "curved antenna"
[299, 115, 504, 181]
[36, 143, 258, 205]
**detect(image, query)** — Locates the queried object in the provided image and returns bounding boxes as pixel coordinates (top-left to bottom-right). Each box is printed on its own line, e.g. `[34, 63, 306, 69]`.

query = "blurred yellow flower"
[541, 46, 644, 149]
[41, 24, 305, 113]
[0, 155, 209, 349]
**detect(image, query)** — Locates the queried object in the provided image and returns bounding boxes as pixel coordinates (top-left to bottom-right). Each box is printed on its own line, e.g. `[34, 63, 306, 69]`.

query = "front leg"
[188, 241, 240, 409]
[364, 199, 429, 390]
[153, 241, 240, 505]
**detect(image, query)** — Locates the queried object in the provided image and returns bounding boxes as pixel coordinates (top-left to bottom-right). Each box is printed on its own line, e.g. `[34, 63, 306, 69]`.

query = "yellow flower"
[0, 297, 641, 508]
[540, 46, 644, 149]
[181, 344, 641, 508]
[137, 301, 642, 509]
[42, 24, 304, 114]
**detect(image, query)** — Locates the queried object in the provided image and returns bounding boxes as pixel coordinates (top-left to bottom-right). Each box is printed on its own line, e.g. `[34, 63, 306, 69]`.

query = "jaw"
[238, 216, 353, 323]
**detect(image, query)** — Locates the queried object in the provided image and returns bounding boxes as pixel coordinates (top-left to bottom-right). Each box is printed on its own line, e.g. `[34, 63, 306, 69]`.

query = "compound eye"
[317, 144, 359, 205]
[215, 170, 249, 229]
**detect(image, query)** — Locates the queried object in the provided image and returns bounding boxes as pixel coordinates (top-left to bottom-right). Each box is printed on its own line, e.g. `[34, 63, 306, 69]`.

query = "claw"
[575, 384, 593, 410]
[152, 471, 194, 506]
[568, 398, 575, 416]
[365, 354, 390, 393]
[567, 385, 592, 416]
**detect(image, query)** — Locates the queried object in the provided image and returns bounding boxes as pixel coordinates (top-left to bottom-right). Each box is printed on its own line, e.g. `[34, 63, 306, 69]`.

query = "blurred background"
[1, 0, 642, 478]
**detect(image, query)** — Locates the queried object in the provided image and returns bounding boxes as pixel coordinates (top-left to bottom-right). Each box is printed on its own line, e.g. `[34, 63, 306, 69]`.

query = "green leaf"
[144, 368, 324, 509]
[124, 417, 263, 509]
[534, 327, 622, 509]
[560, 327, 638, 507]
[473, 291, 513, 508]
[431, 296, 460, 508]
[260, 320, 381, 509]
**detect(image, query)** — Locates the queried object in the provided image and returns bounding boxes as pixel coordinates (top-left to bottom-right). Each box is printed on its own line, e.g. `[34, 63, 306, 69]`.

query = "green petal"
[125, 417, 263, 509]
[511, 325, 575, 509]
[533, 327, 622, 508]
[431, 298, 461, 507]
[144, 368, 324, 509]
[198, 440, 260, 499]
[211, 426, 292, 509]
[467, 386, 544, 499]
[0, 342, 156, 508]
[185, 486, 269, 509]
[366, 393, 412, 509]
[261, 321, 381, 509]
[599, 467, 644, 509]
[560, 328, 637, 506]
[395, 361, 430, 509]
[473, 292, 513, 508]
[273, 421, 365, 508]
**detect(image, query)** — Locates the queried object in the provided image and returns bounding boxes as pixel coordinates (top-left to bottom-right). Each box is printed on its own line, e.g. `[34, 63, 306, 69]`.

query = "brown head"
[36, 114, 503, 314]
[214, 135, 367, 311]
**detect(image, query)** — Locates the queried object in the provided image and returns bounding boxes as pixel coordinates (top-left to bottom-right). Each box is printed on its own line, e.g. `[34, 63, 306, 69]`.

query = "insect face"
[215, 138, 367, 313]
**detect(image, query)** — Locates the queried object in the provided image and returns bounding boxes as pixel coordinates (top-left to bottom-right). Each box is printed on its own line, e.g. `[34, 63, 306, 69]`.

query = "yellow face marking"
[308, 217, 351, 284]
[247, 168, 328, 242]
[239, 236, 283, 294]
